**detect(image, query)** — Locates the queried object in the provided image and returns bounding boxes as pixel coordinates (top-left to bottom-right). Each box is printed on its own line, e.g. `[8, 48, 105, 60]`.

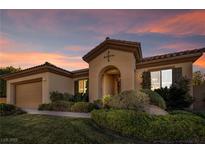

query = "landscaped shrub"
[93, 99, 103, 109]
[0, 103, 26, 116]
[63, 93, 74, 102]
[50, 91, 89, 103]
[155, 77, 193, 110]
[141, 89, 166, 109]
[38, 101, 74, 111]
[50, 91, 74, 102]
[70, 102, 96, 113]
[154, 87, 169, 102]
[168, 77, 193, 109]
[102, 95, 112, 108]
[50, 91, 64, 102]
[170, 110, 205, 119]
[73, 93, 89, 102]
[109, 90, 150, 111]
[91, 109, 205, 143]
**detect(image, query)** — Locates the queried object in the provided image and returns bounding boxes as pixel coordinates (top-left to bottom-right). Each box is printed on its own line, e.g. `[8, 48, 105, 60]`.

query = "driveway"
[23, 109, 91, 118]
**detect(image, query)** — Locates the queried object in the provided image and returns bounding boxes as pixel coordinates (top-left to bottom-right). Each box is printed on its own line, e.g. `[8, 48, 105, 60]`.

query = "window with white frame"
[151, 69, 172, 90]
[78, 79, 88, 94]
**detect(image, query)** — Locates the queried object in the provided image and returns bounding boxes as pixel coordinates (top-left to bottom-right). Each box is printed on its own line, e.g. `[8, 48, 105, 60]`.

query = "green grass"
[0, 114, 139, 144]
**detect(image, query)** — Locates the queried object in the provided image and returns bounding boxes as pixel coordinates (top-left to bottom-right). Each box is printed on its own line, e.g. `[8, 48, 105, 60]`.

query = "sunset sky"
[0, 10, 205, 72]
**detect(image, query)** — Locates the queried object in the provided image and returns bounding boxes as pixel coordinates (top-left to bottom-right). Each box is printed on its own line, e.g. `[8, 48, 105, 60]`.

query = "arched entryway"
[99, 66, 121, 98]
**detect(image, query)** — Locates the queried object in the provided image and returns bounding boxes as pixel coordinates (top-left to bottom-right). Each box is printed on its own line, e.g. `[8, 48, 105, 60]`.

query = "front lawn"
[0, 114, 138, 144]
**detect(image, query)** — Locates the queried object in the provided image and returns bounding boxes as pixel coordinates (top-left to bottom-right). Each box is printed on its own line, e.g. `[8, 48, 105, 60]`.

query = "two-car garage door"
[15, 80, 42, 109]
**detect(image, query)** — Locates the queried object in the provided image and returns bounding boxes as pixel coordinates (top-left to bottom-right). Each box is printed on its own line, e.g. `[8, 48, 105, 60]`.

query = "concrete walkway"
[24, 109, 91, 118]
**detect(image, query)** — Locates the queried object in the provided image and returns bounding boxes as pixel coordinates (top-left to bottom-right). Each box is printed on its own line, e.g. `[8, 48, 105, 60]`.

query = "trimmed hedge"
[141, 89, 166, 109]
[71, 102, 96, 113]
[93, 99, 103, 109]
[0, 103, 26, 116]
[49, 91, 89, 103]
[170, 110, 205, 119]
[109, 90, 150, 111]
[91, 109, 205, 143]
[38, 101, 74, 112]
[39, 101, 97, 113]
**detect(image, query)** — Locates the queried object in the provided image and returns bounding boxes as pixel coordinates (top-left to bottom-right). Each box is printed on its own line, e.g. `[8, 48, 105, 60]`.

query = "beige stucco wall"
[135, 62, 193, 95]
[6, 72, 74, 105]
[47, 72, 74, 96]
[88, 48, 136, 102]
[6, 73, 50, 105]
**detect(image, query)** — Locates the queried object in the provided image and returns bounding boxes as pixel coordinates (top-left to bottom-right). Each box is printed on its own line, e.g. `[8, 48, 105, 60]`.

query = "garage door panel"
[16, 81, 42, 109]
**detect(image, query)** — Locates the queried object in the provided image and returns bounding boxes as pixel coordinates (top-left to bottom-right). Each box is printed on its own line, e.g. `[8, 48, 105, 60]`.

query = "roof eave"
[83, 39, 141, 63]
[136, 52, 203, 69]
[1, 65, 73, 80]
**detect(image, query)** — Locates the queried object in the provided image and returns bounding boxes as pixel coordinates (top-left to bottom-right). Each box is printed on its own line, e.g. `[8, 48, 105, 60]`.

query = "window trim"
[150, 68, 173, 90]
[75, 78, 88, 94]
[148, 66, 174, 72]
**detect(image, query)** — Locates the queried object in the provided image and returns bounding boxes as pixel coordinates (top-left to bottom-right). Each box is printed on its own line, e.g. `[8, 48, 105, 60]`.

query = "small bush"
[154, 87, 169, 102]
[91, 109, 205, 143]
[73, 93, 89, 102]
[71, 102, 96, 113]
[63, 93, 74, 102]
[0, 103, 26, 116]
[93, 99, 103, 109]
[50, 91, 64, 102]
[102, 95, 112, 109]
[38, 101, 74, 111]
[50, 91, 74, 102]
[141, 89, 166, 109]
[109, 90, 150, 111]
[50, 91, 89, 103]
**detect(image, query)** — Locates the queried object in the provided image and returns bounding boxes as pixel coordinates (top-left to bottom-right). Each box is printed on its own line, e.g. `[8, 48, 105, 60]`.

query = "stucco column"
[42, 73, 50, 103]
[6, 81, 15, 104]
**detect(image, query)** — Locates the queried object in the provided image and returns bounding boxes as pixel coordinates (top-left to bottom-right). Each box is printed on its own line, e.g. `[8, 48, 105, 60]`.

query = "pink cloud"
[128, 10, 205, 35]
[0, 35, 39, 51]
[64, 45, 91, 52]
[0, 35, 88, 70]
[0, 51, 88, 71]
[0, 37, 11, 47]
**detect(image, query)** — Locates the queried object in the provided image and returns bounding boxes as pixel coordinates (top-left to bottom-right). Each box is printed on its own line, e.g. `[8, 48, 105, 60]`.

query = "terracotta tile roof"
[142, 48, 205, 62]
[8, 62, 72, 75]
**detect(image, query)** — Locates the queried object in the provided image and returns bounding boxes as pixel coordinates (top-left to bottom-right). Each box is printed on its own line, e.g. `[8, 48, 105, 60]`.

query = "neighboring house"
[1, 38, 204, 109]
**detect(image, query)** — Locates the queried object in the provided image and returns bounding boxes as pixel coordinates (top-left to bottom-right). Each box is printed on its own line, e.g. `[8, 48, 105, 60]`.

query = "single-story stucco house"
[1, 38, 205, 109]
